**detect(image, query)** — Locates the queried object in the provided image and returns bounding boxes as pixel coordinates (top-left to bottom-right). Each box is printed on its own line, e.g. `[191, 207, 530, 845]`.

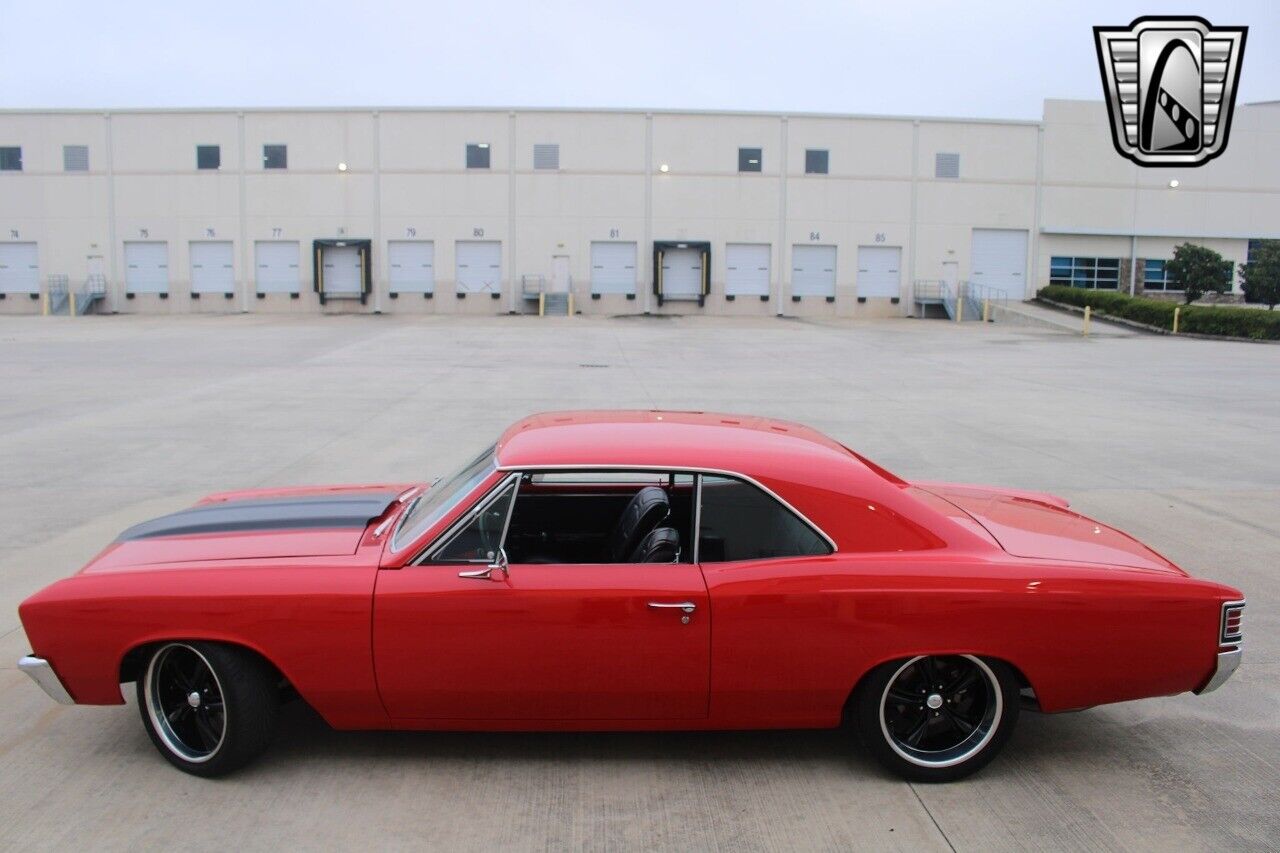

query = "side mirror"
[458, 547, 509, 580]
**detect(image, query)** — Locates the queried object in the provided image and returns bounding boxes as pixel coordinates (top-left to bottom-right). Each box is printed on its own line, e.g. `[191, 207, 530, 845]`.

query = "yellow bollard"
[1083, 305, 1091, 337]
[69, 292, 76, 316]
[538, 292, 545, 317]
[1173, 306, 1180, 335]
[983, 299, 991, 323]
[568, 293, 574, 316]
[955, 295, 963, 322]
[41, 291, 49, 316]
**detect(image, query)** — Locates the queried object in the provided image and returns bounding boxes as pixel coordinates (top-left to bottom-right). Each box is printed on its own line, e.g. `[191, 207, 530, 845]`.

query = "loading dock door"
[322, 245, 362, 295]
[0, 242, 39, 294]
[255, 241, 300, 294]
[189, 241, 234, 295]
[661, 248, 703, 299]
[856, 246, 901, 298]
[388, 241, 435, 294]
[456, 240, 502, 295]
[791, 245, 837, 298]
[970, 229, 1028, 301]
[590, 242, 637, 295]
[124, 241, 170, 294]
[725, 244, 770, 297]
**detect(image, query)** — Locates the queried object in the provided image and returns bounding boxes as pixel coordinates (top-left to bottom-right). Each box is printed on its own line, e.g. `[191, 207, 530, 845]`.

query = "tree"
[1164, 242, 1231, 304]
[1239, 240, 1280, 310]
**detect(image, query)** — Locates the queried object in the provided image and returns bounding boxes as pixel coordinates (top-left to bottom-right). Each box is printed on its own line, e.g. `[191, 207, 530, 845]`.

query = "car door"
[373, 472, 711, 721]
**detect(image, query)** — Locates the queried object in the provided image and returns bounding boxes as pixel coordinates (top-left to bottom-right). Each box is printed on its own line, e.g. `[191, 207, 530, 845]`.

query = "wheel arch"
[841, 652, 1040, 724]
[119, 637, 288, 689]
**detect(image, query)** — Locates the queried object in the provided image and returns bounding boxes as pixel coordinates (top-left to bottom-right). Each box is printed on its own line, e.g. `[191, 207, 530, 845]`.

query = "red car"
[18, 411, 1244, 781]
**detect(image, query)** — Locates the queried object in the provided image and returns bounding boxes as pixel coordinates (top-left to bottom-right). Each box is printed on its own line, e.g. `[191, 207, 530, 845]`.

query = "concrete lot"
[0, 313, 1276, 852]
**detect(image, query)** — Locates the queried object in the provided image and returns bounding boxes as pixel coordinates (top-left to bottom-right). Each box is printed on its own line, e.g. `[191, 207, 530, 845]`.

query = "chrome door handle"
[648, 601, 696, 614]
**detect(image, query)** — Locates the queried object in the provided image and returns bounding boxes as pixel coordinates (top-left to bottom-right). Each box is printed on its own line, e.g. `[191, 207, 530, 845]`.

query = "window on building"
[196, 145, 221, 170]
[1049, 256, 1121, 289]
[935, 152, 960, 179]
[466, 143, 490, 169]
[263, 144, 287, 169]
[697, 475, 830, 562]
[738, 147, 762, 172]
[1143, 259, 1177, 291]
[533, 143, 559, 170]
[0, 147, 22, 171]
[1248, 239, 1262, 265]
[63, 145, 89, 171]
[805, 149, 829, 174]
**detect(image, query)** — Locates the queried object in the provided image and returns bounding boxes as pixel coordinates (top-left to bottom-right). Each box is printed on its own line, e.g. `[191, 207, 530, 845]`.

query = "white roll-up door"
[660, 247, 703, 299]
[189, 241, 234, 295]
[254, 241, 300, 294]
[725, 243, 770, 297]
[124, 241, 170, 294]
[970, 229, 1028, 300]
[0, 242, 39, 294]
[455, 240, 502, 295]
[855, 246, 901, 298]
[323, 245, 362, 295]
[791, 245, 836, 297]
[590, 241, 637, 295]
[388, 241, 435, 293]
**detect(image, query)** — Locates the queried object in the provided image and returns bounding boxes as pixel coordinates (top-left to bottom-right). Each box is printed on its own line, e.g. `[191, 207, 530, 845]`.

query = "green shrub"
[1036, 285, 1280, 340]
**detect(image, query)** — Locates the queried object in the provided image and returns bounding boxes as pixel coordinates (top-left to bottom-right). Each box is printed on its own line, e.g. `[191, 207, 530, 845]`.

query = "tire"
[136, 641, 279, 777]
[852, 654, 1019, 783]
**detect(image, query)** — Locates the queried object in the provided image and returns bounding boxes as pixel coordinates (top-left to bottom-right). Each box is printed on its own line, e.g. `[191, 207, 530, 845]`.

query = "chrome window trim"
[496, 463, 837, 554]
[412, 472, 521, 565]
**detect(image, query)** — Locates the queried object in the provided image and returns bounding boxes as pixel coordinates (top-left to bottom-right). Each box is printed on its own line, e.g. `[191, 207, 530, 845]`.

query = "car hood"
[915, 481, 1185, 574]
[79, 484, 414, 572]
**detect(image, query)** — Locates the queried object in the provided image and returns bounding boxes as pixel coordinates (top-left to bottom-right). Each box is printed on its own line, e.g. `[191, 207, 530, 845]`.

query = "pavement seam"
[908, 783, 957, 853]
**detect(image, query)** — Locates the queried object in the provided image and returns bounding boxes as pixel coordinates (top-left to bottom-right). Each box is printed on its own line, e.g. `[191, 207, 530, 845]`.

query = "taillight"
[1220, 600, 1245, 646]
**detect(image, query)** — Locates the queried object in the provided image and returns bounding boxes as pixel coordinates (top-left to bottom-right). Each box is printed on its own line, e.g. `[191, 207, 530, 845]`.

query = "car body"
[18, 410, 1245, 779]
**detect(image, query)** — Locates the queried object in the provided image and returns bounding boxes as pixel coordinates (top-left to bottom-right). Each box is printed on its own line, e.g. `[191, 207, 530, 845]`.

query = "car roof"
[494, 410, 887, 490]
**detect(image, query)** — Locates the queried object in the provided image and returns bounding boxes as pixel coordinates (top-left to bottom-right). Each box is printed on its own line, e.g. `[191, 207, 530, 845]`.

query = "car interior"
[503, 474, 695, 564]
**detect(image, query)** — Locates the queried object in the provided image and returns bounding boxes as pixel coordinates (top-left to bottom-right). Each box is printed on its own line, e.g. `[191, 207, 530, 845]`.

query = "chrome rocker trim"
[17, 655, 75, 704]
[1195, 648, 1242, 695]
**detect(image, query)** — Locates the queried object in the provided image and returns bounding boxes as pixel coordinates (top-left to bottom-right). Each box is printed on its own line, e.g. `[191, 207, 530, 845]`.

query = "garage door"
[189, 241, 234, 295]
[856, 246, 901, 298]
[322, 246, 362, 295]
[725, 244, 770, 297]
[0, 242, 39, 294]
[791, 245, 836, 297]
[255, 241, 300, 294]
[660, 247, 703, 299]
[970, 229, 1028, 301]
[456, 240, 502, 295]
[388, 241, 435, 294]
[124, 241, 169, 294]
[590, 242, 637, 295]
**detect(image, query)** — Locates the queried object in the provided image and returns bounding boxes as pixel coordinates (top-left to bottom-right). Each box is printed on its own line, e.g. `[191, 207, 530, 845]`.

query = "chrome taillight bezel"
[1220, 600, 1245, 646]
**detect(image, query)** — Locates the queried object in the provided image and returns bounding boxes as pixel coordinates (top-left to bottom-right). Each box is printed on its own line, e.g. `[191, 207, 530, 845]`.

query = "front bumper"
[1195, 648, 1242, 695]
[17, 655, 75, 704]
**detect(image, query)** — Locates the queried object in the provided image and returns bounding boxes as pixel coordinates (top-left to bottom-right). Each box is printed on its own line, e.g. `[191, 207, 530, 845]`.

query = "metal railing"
[520, 274, 546, 299]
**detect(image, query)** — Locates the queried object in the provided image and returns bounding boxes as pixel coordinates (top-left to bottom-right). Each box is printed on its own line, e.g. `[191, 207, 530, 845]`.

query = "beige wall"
[1, 101, 1276, 316]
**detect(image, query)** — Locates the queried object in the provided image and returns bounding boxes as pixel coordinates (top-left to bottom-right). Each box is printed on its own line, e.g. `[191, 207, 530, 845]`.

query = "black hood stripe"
[117, 492, 401, 541]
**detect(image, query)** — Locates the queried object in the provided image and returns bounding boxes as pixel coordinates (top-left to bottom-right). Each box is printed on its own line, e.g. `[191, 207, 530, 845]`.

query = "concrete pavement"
[0, 313, 1276, 852]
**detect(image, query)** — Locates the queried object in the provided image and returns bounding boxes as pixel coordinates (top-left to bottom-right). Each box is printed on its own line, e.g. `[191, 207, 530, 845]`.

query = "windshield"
[391, 445, 496, 551]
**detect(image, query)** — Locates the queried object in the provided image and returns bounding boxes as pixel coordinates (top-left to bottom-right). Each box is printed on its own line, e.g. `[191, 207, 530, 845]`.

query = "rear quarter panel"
[703, 553, 1231, 724]
[18, 560, 387, 729]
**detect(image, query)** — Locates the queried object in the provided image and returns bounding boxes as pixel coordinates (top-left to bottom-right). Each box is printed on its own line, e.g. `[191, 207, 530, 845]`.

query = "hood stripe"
[117, 492, 400, 541]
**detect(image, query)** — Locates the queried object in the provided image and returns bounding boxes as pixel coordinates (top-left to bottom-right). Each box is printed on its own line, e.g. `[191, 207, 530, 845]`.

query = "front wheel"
[137, 642, 279, 777]
[852, 654, 1019, 783]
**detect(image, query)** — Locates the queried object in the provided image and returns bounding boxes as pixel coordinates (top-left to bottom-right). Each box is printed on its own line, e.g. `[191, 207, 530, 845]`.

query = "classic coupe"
[18, 411, 1244, 781]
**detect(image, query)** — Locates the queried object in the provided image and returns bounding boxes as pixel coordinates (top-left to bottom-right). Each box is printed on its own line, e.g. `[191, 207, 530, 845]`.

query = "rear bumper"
[1195, 648, 1242, 695]
[17, 655, 75, 704]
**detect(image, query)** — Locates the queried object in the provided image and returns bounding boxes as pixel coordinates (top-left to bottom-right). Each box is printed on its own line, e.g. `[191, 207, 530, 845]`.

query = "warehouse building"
[0, 99, 1277, 317]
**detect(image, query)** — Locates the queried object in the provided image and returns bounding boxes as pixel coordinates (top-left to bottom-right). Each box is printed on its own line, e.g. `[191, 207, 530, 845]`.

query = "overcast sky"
[2, 0, 1275, 119]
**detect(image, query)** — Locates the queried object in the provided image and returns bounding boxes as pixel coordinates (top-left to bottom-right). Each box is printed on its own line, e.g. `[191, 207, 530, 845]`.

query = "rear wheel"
[852, 654, 1019, 782]
[137, 642, 278, 777]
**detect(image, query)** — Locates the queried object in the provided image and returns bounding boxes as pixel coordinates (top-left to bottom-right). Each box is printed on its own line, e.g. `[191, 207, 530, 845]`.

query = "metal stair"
[543, 292, 571, 316]
[47, 274, 107, 315]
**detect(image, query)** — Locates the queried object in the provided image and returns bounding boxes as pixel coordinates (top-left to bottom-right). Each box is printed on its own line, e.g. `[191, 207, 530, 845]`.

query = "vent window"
[533, 143, 559, 170]
[263, 144, 287, 169]
[63, 145, 89, 171]
[466, 143, 490, 169]
[805, 149, 829, 174]
[738, 147, 762, 172]
[0, 146, 22, 171]
[196, 145, 221, 170]
[935, 152, 960, 179]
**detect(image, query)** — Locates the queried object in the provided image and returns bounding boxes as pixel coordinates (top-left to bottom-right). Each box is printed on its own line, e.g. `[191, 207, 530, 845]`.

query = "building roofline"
[0, 103, 1044, 127]
[1042, 226, 1280, 240]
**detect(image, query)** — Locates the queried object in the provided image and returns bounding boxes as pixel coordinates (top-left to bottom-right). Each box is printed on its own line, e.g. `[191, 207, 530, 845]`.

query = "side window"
[698, 475, 829, 562]
[431, 477, 517, 563]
